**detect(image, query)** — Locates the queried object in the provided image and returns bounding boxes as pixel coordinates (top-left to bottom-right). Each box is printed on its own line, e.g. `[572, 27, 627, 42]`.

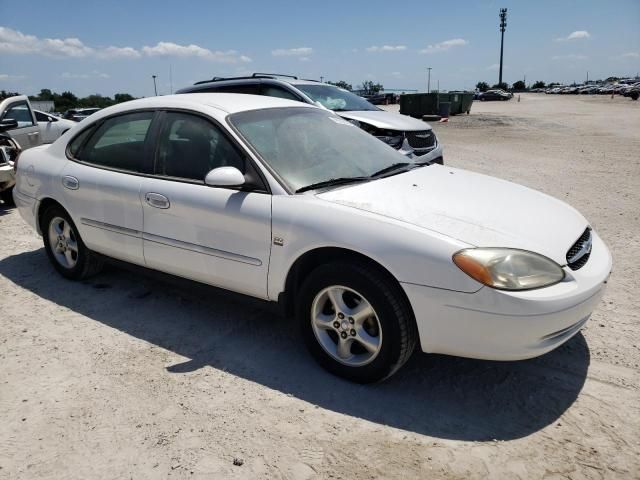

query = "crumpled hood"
[317, 166, 588, 265]
[337, 109, 432, 132]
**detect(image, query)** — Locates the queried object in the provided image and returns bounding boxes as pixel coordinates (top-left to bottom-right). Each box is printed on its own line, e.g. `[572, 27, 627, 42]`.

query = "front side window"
[2, 102, 35, 128]
[296, 84, 379, 112]
[155, 112, 244, 181]
[230, 108, 405, 192]
[76, 111, 153, 172]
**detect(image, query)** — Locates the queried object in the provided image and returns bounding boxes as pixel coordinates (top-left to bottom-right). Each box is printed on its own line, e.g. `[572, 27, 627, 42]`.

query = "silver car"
[177, 73, 443, 164]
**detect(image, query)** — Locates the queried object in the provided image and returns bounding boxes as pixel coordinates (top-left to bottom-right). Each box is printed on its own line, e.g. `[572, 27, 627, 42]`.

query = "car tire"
[0, 186, 15, 206]
[41, 205, 103, 280]
[297, 261, 417, 383]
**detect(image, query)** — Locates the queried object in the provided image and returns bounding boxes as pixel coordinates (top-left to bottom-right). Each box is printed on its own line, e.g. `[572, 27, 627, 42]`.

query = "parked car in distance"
[477, 89, 513, 101]
[63, 108, 101, 122]
[177, 73, 443, 163]
[34, 110, 76, 143]
[0, 120, 22, 204]
[13, 93, 612, 382]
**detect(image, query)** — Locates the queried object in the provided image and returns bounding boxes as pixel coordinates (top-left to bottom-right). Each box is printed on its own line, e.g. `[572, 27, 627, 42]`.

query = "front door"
[141, 111, 272, 298]
[0, 97, 41, 149]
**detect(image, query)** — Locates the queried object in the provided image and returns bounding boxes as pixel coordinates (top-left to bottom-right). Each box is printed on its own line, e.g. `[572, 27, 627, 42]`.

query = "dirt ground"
[1, 93, 639, 479]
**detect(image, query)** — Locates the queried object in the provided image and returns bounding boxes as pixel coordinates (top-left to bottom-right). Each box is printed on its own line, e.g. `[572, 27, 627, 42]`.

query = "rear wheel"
[41, 205, 103, 280]
[297, 261, 417, 383]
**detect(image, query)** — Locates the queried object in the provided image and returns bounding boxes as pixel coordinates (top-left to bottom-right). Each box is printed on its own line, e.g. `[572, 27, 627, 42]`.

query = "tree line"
[0, 89, 136, 112]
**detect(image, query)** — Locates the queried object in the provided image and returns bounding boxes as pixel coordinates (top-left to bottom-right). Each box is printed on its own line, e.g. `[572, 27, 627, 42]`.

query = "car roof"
[83, 93, 314, 122]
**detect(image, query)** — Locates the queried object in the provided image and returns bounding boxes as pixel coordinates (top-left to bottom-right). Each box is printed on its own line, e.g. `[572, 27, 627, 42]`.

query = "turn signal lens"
[453, 248, 565, 291]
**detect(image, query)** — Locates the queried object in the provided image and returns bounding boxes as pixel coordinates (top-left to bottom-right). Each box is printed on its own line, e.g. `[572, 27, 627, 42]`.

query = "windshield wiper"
[369, 162, 411, 179]
[296, 176, 369, 193]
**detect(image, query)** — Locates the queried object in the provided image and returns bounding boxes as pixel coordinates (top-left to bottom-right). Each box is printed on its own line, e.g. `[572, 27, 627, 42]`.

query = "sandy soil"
[1, 93, 639, 479]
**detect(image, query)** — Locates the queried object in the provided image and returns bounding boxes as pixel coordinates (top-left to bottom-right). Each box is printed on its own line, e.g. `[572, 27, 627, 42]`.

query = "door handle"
[28, 132, 40, 137]
[145, 192, 170, 209]
[62, 175, 79, 190]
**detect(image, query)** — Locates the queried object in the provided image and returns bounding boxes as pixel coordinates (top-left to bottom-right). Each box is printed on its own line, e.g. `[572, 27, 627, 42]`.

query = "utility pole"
[499, 8, 507, 86]
[427, 67, 432, 93]
[152, 75, 158, 96]
[169, 65, 173, 94]
[586, 71, 589, 84]
[320, 76, 324, 83]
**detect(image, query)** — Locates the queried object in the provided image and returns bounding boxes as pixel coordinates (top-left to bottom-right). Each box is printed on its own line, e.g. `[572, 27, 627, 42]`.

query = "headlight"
[453, 248, 565, 291]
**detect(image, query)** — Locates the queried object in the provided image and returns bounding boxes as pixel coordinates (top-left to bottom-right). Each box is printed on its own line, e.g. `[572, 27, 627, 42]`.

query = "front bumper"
[399, 141, 444, 164]
[402, 231, 612, 361]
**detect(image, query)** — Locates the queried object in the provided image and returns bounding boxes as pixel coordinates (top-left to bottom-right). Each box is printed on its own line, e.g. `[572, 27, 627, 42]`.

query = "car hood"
[337, 109, 432, 132]
[317, 166, 588, 265]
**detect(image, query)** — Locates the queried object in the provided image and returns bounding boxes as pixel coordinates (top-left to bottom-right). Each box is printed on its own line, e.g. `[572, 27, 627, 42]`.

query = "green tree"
[327, 80, 352, 91]
[512, 80, 526, 90]
[475, 81, 489, 92]
[492, 82, 509, 90]
[532, 80, 546, 89]
[361, 80, 383, 95]
[114, 93, 135, 104]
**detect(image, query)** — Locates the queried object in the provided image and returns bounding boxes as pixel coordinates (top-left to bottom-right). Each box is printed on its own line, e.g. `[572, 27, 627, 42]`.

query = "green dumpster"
[400, 92, 474, 117]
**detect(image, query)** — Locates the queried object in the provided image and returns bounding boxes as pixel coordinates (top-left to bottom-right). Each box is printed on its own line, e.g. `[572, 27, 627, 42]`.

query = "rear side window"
[262, 85, 299, 101]
[76, 112, 154, 172]
[155, 112, 244, 181]
[205, 84, 261, 95]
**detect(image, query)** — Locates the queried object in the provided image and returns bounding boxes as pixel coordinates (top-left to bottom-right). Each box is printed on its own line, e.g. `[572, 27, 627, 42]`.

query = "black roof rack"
[251, 72, 298, 79]
[193, 73, 301, 85]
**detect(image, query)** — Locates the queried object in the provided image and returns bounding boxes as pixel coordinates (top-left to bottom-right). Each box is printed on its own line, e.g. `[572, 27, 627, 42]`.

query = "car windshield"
[230, 107, 409, 192]
[296, 84, 379, 112]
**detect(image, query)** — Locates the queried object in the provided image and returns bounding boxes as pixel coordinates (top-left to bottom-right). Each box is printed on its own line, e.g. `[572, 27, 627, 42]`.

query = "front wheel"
[297, 261, 417, 383]
[42, 205, 103, 280]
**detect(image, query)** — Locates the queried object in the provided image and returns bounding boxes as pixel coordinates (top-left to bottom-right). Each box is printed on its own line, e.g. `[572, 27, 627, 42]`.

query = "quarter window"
[155, 112, 244, 181]
[2, 102, 35, 128]
[77, 112, 154, 172]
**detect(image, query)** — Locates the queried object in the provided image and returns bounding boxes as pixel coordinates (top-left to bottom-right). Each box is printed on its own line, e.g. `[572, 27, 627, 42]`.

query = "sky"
[1, 0, 639, 97]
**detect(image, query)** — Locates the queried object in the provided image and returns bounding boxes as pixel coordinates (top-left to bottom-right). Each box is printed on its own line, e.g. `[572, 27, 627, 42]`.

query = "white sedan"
[33, 110, 76, 143]
[13, 94, 612, 382]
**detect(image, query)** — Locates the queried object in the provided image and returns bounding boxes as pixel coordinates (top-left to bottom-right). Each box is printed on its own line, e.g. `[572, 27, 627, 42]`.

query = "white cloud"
[0, 26, 251, 63]
[142, 42, 250, 63]
[0, 26, 93, 57]
[271, 47, 313, 57]
[555, 30, 591, 41]
[391, 71, 402, 77]
[299, 57, 310, 62]
[419, 38, 467, 54]
[0, 73, 25, 81]
[551, 54, 588, 60]
[61, 70, 110, 79]
[98, 46, 141, 59]
[366, 45, 406, 53]
[617, 52, 639, 59]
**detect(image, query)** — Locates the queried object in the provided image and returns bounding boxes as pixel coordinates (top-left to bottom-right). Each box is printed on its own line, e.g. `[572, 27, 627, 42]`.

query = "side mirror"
[47, 116, 56, 122]
[0, 118, 18, 132]
[204, 166, 245, 187]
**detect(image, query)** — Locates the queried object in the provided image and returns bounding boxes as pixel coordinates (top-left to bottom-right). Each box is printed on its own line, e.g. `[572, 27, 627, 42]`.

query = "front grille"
[406, 130, 436, 149]
[566, 227, 592, 270]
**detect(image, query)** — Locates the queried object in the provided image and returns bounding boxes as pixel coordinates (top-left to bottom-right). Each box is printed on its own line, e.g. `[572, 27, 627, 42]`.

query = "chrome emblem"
[415, 133, 431, 139]
[568, 234, 592, 264]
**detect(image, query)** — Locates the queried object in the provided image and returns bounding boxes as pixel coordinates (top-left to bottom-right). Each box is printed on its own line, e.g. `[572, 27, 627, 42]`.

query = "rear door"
[61, 111, 156, 265]
[0, 97, 41, 148]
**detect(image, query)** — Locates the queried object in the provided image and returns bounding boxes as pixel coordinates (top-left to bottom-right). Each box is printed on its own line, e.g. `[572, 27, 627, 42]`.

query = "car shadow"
[0, 248, 591, 441]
